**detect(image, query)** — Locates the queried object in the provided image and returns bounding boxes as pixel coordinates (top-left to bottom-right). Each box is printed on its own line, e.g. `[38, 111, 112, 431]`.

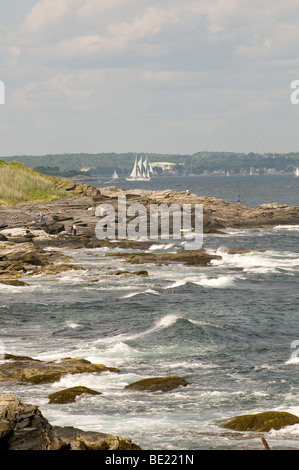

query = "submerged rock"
[125, 376, 189, 393]
[0, 394, 141, 450]
[48, 386, 102, 404]
[223, 411, 299, 432]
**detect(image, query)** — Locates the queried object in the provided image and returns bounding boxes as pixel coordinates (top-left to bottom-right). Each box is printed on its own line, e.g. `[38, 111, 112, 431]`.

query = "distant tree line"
[2, 151, 299, 176]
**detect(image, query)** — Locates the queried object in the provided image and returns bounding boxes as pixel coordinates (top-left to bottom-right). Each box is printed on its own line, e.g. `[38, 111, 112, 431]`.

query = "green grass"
[0, 159, 69, 205]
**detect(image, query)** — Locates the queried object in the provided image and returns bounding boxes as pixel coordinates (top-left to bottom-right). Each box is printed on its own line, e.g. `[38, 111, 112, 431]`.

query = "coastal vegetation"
[0, 159, 68, 205]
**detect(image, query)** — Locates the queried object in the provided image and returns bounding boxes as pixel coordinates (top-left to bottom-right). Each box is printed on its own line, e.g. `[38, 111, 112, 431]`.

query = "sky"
[1, 0, 299, 156]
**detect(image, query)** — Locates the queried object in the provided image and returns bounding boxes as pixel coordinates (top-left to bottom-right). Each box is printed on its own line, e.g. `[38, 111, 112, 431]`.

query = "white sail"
[126, 154, 153, 181]
[129, 156, 138, 178]
[137, 157, 143, 174]
[296, 166, 299, 177]
[112, 170, 119, 180]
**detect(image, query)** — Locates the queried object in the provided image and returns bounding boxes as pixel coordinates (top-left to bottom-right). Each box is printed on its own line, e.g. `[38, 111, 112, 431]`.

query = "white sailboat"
[295, 166, 299, 177]
[112, 169, 119, 180]
[126, 155, 153, 181]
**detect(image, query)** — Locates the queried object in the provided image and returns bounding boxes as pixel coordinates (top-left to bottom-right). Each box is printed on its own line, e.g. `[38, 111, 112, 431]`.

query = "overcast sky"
[1, 0, 299, 156]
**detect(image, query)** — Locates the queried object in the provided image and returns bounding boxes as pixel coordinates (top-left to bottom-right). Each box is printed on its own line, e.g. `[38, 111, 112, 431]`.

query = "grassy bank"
[0, 159, 69, 205]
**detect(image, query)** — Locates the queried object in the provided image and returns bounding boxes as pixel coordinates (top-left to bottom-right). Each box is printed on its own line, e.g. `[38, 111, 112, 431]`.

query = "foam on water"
[193, 275, 237, 288]
[164, 280, 187, 289]
[122, 288, 160, 299]
[148, 243, 175, 251]
[209, 247, 299, 274]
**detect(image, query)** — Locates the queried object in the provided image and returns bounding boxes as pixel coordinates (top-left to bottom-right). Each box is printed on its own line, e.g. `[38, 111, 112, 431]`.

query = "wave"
[188, 318, 231, 331]
[163, 274, 239, 290]
[122, 288, 160, 299]
[164, 280, 187, 289]
[274, 225, 299, 231]
[94, 314, 180, 346]
[193, 275, 237, 289]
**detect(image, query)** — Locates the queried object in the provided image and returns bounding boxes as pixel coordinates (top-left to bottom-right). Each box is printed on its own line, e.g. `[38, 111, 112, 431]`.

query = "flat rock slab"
[106, 249, 221, 266]
[0, 355, 119, 384]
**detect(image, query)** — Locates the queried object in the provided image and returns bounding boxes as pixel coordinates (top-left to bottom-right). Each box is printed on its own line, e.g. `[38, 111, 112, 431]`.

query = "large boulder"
[223, 411, 299, 432]
[0, 394, 141, 450]
[48, 386, 102, 404]
[125, 376, 189, 393]
[0, 394, 62, 450]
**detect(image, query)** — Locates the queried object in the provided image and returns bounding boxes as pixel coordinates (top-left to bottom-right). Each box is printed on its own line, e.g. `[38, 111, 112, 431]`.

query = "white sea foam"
[122, 288, 159, 299]
[274, 225, 299, 231]
[209, 247, 299, 274]
[193, 275, 237, 289]
[148, 243, 175, 251]
[164, 280, 187, 289]
[65, 322, 82, 329]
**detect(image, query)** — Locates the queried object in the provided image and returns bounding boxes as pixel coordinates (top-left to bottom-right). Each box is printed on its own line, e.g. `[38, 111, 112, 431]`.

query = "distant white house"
[151, 162, 177, 171]
[80, 167, 96, 172]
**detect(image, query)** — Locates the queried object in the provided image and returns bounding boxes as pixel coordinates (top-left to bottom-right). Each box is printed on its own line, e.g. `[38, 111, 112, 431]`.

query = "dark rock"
[125, 376, 189, 393]
[0, 394, 141, 450]
[223, 411, 299, 432]
[45, 222, 65, 235]
[48, 386, 102, 404]
[0, 280, 29, 287]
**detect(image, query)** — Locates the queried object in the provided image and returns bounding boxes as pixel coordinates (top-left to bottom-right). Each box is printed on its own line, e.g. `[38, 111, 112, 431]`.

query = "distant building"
[151, 162, 177, 171]
[80, 167, 96, 172]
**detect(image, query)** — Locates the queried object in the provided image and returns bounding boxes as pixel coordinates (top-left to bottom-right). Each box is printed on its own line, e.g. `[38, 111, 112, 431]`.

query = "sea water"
[0, 174, 298, 450]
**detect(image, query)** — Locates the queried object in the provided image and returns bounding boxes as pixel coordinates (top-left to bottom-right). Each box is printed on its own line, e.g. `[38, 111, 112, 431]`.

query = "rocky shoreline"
[0, 184, 298, 281]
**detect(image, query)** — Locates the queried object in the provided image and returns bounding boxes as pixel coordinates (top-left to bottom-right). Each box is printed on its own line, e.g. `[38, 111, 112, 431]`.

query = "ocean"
[0, 174, 299, 450]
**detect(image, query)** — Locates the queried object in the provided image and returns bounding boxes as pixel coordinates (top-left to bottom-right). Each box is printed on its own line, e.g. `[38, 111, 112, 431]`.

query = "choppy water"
[0, 174, 299, 450]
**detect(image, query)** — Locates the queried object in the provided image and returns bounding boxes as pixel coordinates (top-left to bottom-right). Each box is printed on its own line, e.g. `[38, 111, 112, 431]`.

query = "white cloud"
[21, 0, 75, 33]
